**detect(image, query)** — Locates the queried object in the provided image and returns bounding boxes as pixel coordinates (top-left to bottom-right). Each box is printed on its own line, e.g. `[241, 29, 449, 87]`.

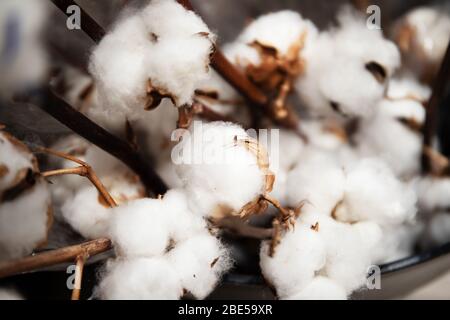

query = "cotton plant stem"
[0, 238, 112, 279]
[42, 166, 117, 208]
[422, 39, 450, 173]
[18, 87, 168, 196]
[71, 254, 87, 300]
[50, 0, 105, 44]
[211, 217, 273, 240]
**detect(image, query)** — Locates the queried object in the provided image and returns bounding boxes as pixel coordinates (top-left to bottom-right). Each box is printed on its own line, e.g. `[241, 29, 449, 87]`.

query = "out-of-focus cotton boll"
[296, 7, 400, 119]
[393, 6, 450, 81]
[109, 198, 171, 258]
[89, 0, 215, 119]
[0, 288, 23, 300]
[260, 224, 326, 299]
[96, 257, 182, 300]
[416, 177, 450, 213]
[426, 213, 450, 246]
[0, 182, 51, 260]
[227, 10, 318, 68]
[0, 131, 51, 260]
[374, 223, 423, 263]
[335, 159, 417, 225]
[61, 186, 112, 239]
[168, 231, 232, 299]
[0, 0, 48, 97]
[301, 120, 348, 152]
[286, 277, 347, 300]
[174, 121, 271, 218]
[286, 150, 345, 215]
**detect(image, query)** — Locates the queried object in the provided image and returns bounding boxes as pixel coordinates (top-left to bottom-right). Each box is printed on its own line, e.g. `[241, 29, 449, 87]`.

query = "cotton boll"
[426, 213, 450, 246]
[260, 224, 327, 299]
[0, 132, 35, 193]
[301, 120, 347, 151]
[374, 223, 423, 263]
[296, 7, 400, 119]
[89, 14, 150, 119]
[285, 277, 347, 300]
[161, 189, 206, 243]
[356, 100, 424, 178]
[168, 231, 232, 299]
[336, 158, 417, 225]
[387, 77, 431, 102]
[109, 198, 171, 258]
[0, 181, 51, 260]
[96, 257, 182, 300]
[415, 177, 450, 213]
[0, 0, 48, 96]
[299, 212, 381, 294]
[61, 186, 112, 239]
[0, 288, 23, 300]
[227, 10, 318, 69]
[393, 6, 450, 81]
[90, 0, 215, 117]
[175, 121, 270, 218]
[286, 150, 345, 215]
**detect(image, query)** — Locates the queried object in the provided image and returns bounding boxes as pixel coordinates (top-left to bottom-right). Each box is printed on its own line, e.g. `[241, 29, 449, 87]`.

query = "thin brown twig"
[0, 238, 112, 279]
[16, 87, 168, 196]
[71, 253, 87, 300]
[422, 39, 450, 173]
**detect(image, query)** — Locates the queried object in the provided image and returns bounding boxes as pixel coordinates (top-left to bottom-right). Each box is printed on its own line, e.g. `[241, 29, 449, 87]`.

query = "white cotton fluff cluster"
[48, 135, 145, 239]
[261, 211, 382, 299]
[296, 7, 400, 119]
[174, 121, 269, 218]
[224, 10, 318, 69]
[96, 189, 232, 300]
[394, 6, 450, 75]
[0, 131, 51, 260]
[0, 288, 23, 300]
[356, 77, 429, 178]
[89, 0, 216, 120]
[0, 0, 48, 97]
[272, 155, 418, 298]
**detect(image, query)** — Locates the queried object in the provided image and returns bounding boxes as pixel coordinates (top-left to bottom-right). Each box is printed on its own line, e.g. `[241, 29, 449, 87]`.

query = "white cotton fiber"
[416, 177, 450, 212]
[109, 198, 171, 258]
[0, 181, 51, 260]
[226, 10, 318, 68]
[161, 188, 206, 243]
[168, 230, 232, 299]
[89, 0, 215, 118]
[0, 132, 35, 193]
[296, 6, 400, 119]
[286, 150, 345, 215]
[286, 276, 347, 300]
[260, 224, 327, 299]
[61, 186, 112, 239]
[174, 121, 268, 217]
[336, 158, 417, 225]
[96, 257, 182, 300]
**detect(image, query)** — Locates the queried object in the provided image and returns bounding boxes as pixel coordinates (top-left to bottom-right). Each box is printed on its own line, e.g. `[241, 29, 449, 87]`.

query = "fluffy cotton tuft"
[0, 131, 51, 260]
[175, 121, 270, 217]
[260, 224, 326, 298]
[109, 198, 171, 257]
[89, 0, 215, 119]
[296, 6, 400, 119]
[335, 158, 417, 226]
[96, 257, 182, 300]
[168, 231, 232, 299]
